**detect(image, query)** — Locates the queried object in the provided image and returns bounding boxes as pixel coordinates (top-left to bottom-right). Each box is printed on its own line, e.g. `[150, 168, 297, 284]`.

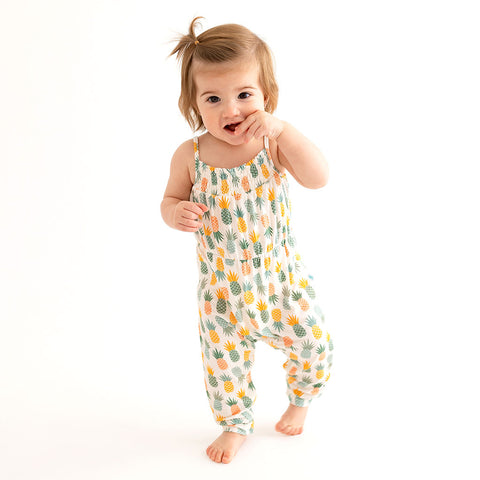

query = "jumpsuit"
[189, 136, 334, 436]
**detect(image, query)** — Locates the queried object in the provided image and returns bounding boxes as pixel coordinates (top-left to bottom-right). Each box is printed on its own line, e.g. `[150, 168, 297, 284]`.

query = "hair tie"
[194, 40, 200, 45]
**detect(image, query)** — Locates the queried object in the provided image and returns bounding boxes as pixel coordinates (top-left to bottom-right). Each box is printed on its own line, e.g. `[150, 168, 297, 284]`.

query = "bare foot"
[206, 431, 247, 464]
[275, 404, 309, 435]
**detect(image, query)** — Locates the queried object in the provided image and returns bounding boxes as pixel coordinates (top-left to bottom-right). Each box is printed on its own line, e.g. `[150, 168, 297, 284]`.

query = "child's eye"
[207, 96, 221, 103]
[238, 92, 251, 99]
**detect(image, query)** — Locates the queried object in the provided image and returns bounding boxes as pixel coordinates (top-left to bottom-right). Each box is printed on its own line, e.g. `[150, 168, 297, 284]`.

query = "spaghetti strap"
[264, 136, 269, 150]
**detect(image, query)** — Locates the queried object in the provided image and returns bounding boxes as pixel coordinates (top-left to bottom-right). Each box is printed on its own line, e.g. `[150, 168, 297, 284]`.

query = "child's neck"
[200, 132, 265, 169]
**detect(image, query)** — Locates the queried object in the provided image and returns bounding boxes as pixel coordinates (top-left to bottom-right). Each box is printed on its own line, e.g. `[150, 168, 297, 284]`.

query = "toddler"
[161, 17, 334, 464]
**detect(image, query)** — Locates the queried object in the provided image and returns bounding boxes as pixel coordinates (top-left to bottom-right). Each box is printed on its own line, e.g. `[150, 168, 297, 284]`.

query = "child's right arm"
[161, 140, 208, 232]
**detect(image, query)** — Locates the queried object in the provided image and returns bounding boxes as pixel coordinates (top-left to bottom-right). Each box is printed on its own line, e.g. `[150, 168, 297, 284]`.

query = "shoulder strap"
[264, 136, 269, 150]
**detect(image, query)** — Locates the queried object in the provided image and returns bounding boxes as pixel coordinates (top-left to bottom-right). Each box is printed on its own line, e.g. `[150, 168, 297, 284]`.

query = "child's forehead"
[192, 58, 259, 78]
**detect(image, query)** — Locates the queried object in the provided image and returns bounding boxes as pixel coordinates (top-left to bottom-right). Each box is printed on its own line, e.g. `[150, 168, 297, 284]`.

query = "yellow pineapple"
[307, 317, 322, 339]
[220, 373, 234, 393]
[206, 320, 220, 343]
[243, 281, 255, 304]
[272, 308, 282, 322]
[220, 172, 229, 194]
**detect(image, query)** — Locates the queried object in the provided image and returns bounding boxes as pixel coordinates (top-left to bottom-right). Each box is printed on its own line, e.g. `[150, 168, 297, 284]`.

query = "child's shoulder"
[171, 137, 196, 185]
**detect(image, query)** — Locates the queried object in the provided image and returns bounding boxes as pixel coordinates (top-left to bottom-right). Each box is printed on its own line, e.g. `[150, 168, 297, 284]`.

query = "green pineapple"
[250, 161, 258, 178]
[218, 196, 232, 224]
[237, 389, 253, 408]
[282, 286, 291, 308]
[299, 278, 316, 299]
[244, 198, 257, 224]
[216, 289, 227, 314]
[287, 315, 307, 337]
[224, 341, 240, 362]
[227, 271, 241, 296]
[225, 229, 237, 254]
[211, 170, 218, 186]
[204, 229, 215, 250]
[276, 262, 287, 283]
[300, 340, 315, 359]
[215, 315, 235, 336]
[232, 366, 244, 381]
[257, 300, 269, 323]
[213, 391, 223, 410]
[199, 255, 208, 275]
[249, 231, 263, 255]
[207, 365, 218, 387]
[253, 273, 266, 296]
[298, 375, 313, 388]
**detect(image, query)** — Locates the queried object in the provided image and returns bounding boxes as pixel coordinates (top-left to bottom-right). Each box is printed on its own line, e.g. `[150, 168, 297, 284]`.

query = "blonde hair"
[169, 17, 279, 132]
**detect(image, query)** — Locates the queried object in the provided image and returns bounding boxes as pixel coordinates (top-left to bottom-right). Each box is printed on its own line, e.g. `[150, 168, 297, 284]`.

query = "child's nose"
[223, 100, 241, 118]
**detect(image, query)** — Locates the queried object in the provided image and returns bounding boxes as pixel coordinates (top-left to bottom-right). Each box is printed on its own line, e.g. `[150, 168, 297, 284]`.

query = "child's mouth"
[224, 123, 240, 132]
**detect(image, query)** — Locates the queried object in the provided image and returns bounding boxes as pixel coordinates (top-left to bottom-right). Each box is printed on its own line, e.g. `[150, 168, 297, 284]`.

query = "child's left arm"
[235, 111, 329, 189]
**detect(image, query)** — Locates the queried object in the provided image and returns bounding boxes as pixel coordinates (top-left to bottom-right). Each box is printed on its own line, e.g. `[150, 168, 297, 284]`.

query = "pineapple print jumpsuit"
[190, 136, 334, 436]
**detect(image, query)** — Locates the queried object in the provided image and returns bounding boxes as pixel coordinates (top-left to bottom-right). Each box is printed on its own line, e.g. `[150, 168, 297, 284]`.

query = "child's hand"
[174, 201, 208, 232]
[234, 111, 285, 143]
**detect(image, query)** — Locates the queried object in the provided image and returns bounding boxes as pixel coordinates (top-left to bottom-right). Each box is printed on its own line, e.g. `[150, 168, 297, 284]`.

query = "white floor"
[2, 337, 477, 480]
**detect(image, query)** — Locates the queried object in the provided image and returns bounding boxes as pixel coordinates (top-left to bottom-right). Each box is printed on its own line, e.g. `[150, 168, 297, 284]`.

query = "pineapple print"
[190, 135, 333, 430]
[227, 397, 241, 415]
[268, 187, 276, 214]
[307, 316, 322, 339]
[256, 299, 269, 323]
[220, 172, 229, 194]
[227, 271, 241, 296]
[213, 392, 224, 411]
[219, 196, 232, 225]
[315, 363, 325, 380]
[203, 290, 213, 315]
[287, 315, 307, 338]
[220, 373, 234, 393]
[243, 281, 255, 304]
[225, 229, 237, 254]
[215, 288, 228, 314]
[207, 365, 218, 387]
[234, 206, 247, 232]
[224, 341, 240, 362]
[206, 320, 220, 343]
[300, 340, 315, 359]
[212, 348, 228, 370]
[237, 389, 253, 408]
[292, 290, 310, 311]
[299, 277, 316, 299]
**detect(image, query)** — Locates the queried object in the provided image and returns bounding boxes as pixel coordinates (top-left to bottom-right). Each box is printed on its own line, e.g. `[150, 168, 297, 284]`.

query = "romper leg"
[197, 310, 258, 436]
[280, 302, 334, 407]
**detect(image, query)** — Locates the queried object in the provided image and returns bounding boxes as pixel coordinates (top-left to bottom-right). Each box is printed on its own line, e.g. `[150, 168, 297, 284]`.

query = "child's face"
[193, 59, 266, 145]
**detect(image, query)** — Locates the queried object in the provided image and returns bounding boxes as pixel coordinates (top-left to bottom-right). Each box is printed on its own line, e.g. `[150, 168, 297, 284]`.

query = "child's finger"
[184, 202, 208, 216]
[235, 114, 256, 134]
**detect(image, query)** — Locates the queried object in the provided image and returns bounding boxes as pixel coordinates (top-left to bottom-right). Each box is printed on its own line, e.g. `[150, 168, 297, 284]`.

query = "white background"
[1, 1, 479, 478]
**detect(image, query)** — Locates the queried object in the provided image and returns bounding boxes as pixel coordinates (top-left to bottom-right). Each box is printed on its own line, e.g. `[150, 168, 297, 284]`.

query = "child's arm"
[275, 122, 329, 189]
[235, 112, 329, 189]
[161, 140, 208, 231]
